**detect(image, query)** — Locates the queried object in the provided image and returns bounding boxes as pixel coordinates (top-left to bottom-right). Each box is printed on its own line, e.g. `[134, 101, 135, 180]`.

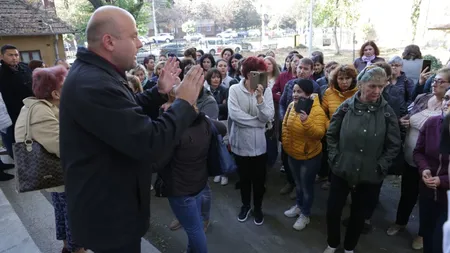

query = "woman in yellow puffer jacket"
[281, 79, 327, 231]
[322, 64, 359, 124]
[319, 64, 358, 189]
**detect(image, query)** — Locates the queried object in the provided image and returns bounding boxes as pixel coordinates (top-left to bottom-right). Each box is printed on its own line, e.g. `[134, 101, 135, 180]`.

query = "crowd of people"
[1, 5, 450, 253]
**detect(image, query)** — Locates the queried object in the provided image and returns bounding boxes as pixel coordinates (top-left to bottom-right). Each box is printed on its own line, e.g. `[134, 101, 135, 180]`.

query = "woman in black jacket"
[204, 68, 228, 120]
[158, 90, 226, 253]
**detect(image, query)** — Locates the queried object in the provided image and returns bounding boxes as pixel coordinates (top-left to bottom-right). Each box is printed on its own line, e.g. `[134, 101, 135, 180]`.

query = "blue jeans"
[1, 125, 14, 159]
[201, 183, 211, 221]
[51, 192, 81, 252]
[419, 194, 447, 253]
[168, 186, 208, 253]
[288, 154, 322, 217]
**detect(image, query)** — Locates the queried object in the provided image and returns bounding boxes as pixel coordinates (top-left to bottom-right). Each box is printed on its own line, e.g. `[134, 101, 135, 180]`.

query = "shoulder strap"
[403, 78, 409, 102]
[24, 102, 41, 141]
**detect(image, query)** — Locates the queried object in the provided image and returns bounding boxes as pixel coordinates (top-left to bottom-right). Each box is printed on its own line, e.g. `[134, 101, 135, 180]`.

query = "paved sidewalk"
[0, 188, 41, 253]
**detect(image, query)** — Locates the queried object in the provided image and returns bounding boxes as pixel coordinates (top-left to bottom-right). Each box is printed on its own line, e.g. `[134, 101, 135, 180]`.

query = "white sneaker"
[151, 185, 154, 190]
[213, 176, 221, 183]
[220, 176, 228, 186]
[293, 214, 310, 231]
[323, 246, 337, 253]
[344, 250, 354, 253]
[284, 205, 301, 218]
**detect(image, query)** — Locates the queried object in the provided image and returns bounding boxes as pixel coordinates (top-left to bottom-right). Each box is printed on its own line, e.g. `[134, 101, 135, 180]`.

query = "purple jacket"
[414, 115, 450, 204]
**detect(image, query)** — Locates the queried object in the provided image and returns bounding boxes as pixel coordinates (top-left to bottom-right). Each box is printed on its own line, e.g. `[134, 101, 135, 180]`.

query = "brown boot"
[203, 220, 210, 232]
[169, 219, 182, 231]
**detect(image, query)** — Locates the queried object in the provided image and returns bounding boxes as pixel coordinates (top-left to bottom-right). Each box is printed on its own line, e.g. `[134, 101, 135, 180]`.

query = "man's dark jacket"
[60, 48, 197, 250]
[0, 60, 33, 124]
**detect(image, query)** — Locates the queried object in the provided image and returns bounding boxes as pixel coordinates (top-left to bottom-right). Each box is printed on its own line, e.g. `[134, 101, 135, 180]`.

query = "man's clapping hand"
[173, 65, 204, 105]
[157, 57, 181, 94]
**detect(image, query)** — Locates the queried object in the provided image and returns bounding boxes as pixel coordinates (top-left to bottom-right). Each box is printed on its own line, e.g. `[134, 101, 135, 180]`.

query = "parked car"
[159, 43, 186, 58]
[139, 36, 151, 45]
[237, 31, 248, 38]
[136, 47, 153, 64]
[183, 33, 204, 42]
[247, 29, 261, 37]
[150, 33, 175, 43]
[216, 29, 238, 39]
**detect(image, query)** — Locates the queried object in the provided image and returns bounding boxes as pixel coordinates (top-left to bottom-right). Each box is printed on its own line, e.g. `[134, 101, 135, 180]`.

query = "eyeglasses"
[432, 78, 450, 85]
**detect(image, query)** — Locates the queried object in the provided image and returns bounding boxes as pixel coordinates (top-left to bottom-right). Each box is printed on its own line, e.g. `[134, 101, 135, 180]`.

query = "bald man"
[60, 6, 205, 253]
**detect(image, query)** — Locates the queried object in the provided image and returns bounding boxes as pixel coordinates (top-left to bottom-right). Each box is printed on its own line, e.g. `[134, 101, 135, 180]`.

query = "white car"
[139, 36, 150, 45]
[150, 33, 174, 43]
[183, 33, 204, 42]
[216, 30, 238, 39]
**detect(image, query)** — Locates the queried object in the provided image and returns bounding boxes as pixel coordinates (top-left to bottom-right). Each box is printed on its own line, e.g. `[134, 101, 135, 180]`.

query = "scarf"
[361, 55, 376, 66]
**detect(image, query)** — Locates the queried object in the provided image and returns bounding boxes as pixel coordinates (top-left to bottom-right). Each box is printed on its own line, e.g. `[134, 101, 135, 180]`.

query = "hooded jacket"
[327, 92, 401, 186]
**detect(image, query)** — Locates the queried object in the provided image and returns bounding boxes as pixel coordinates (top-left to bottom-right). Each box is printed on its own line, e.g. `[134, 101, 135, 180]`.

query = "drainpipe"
[43, 21, 60, 60]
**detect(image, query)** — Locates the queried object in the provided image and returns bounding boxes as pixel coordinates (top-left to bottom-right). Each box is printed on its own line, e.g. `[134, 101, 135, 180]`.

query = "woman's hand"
[399, 115, 410, 128]
[299, 111, 308, 122]
[422, 169, 435, 188]
[419, 67, 433, 86]
[255, 84, 264, 104]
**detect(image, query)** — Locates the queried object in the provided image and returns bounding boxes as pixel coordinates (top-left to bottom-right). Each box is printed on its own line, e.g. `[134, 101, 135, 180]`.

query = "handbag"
[13, 102, 64, 193]
[206, 118, 237, 176]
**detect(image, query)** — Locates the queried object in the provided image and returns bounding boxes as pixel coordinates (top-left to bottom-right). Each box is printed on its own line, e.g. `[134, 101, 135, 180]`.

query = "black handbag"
[13, 102, 64, 193]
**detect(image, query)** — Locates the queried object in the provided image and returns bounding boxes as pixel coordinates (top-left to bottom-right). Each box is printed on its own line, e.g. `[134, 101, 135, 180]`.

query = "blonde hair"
[155, 61, 166, 76]
[129, 64, 147, 77]
[126, 74, 143, 93]
[437, 67, 450, 81]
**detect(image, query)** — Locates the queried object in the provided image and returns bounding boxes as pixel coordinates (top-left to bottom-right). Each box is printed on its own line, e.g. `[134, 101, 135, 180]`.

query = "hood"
[330, 85, 358, 99]
[347, 90, 388, 111]
[22, 97, 54, 108]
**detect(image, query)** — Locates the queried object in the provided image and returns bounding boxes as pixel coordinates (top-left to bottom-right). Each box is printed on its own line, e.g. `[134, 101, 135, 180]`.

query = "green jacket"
[326, 91, 401, 187]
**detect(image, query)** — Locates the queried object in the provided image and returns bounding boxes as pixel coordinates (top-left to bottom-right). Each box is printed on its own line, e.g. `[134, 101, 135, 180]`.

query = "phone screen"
[422, 60, 432, 72]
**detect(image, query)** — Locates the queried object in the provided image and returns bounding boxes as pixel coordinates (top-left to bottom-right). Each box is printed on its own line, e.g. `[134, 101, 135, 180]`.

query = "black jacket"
[0, 61, 33, 124]
[206, 84, 229, 120]
[60, 48, 198, 250]
[158, 114, 227, 197]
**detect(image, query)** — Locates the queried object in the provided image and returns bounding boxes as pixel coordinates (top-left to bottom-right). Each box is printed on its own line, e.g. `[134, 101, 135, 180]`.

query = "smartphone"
[422, 60, 432, 72]
[249, 71, 268, 90]
[295, 97, 314, 115]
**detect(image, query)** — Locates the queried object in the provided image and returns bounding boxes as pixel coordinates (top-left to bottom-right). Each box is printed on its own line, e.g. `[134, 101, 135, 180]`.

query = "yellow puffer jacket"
[321, 86, 358, 127]
[282, 95, 327, 160]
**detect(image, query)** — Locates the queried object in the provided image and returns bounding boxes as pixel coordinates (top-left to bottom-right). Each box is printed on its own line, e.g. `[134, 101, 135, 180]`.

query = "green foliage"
[423, 55, 443, 71]
[181, 20, 196, 34]
[410, 0, 423, 43]
[362, 23, 377, 41]
[314, 0, 360, 29]
[230, 0, 260, 30]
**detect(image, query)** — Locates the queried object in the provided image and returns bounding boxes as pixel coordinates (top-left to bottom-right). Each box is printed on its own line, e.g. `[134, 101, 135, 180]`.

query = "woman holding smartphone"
[282, 79, 327, 231]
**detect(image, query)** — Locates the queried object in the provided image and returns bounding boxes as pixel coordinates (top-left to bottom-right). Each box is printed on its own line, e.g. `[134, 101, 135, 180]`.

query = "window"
[197, 26, 202, 33]
[206, 25, 212, 32]
[20, 50, 42, 63]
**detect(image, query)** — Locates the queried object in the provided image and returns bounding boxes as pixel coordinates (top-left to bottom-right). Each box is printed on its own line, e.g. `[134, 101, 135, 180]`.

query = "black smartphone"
[422, 60, 432, 72]
[295, 97, 314, 115]
[249, 71, 268, 90]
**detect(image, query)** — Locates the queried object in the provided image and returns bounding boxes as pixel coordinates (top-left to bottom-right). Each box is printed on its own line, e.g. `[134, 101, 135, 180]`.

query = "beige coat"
[15, 97, 63, 192]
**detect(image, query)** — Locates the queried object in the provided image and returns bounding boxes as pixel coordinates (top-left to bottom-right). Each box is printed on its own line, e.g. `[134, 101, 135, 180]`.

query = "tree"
[181, 20, 196, 34]
[230, 0, 260, 30]
[314, 0, 360, 55]
[410, 0, 423, 43]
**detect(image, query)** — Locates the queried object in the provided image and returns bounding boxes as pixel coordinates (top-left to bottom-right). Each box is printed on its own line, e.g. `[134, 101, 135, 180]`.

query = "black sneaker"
[0, 163, 14, 171]
[253, 209, 264, 226]
[0, 171, 14, 181]
[237, 205, 251, 222]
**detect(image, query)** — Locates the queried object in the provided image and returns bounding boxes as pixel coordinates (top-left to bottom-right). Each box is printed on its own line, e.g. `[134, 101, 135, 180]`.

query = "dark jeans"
[419, 194, 447, 253]
[1, 125, 15, 159]
[395, 163, 422, 233]
[318, 138, 329, 179]
[364, 181, 383, 220]
[51, 192, 81, 252]
[234, 153, 267, 210]
[288, 154, 322, 217]
[327, 174, 380, 251]
[201, 183, 211, 221]
[168, 186, 208, 253]
[281, 147, 294, 185]
[93, 239, 141, 253]
[266, 133, 278, 168]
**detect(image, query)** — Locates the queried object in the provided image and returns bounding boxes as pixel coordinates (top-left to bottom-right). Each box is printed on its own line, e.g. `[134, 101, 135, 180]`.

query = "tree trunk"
[88, 0, 104, 9]
[333, 0, 340, 55]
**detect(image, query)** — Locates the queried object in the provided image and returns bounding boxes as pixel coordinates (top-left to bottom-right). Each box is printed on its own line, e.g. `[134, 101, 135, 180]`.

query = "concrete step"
[0, 169, 160, 253]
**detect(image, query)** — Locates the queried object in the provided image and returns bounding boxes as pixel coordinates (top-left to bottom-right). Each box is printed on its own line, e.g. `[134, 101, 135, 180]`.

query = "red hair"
[32, 65, 68, 99]
[241, 56, 267, 79]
